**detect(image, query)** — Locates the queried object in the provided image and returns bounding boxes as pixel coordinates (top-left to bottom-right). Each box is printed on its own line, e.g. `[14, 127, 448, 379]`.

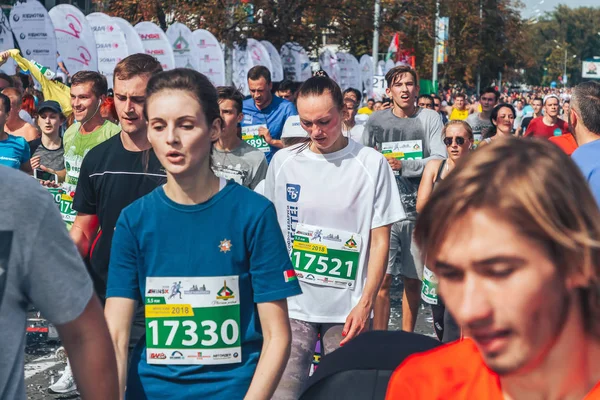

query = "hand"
[30, 156, 41, 170]
[340, 301, 371, 346]
[0, 51, 9, 66]
[40, 180, 60, 188]
[258, 127, 273, 145]
[381, 102, 392, 110]
[387, 157, 402, 171]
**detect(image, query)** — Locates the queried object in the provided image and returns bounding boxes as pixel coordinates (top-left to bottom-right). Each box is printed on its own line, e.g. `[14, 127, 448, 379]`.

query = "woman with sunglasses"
[477, 103, 516, 148]
[416, 120, 473, 342]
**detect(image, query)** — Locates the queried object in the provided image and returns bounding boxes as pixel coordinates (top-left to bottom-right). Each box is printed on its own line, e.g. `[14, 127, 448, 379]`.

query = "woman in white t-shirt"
[265, 76, 404, 399]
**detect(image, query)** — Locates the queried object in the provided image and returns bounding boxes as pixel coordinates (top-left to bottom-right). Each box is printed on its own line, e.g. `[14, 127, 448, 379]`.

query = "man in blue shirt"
[570, 81, 600, 208]
[242, 66, 298, 162]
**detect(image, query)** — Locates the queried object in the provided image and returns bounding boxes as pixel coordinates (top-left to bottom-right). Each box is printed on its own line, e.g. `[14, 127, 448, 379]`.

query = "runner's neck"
[543, 114, 558, 126]
[501, 296, 600, 400]
[215, 130, 242, 152]
[256, 95, 273, 111]
[392, 104, 417, 119]
[5, 116, 25, 130]
[121, 129, 152, 152]
[479, 110, 493, 120]
[79, 115, 106, 135]
[163, 161, 220, 205]
[41, 131, 61, 150]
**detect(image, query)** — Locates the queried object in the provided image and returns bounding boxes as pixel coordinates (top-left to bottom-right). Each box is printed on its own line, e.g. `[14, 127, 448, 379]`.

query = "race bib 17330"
[145, 276, 242, 365]
[291, 223, 361, 290]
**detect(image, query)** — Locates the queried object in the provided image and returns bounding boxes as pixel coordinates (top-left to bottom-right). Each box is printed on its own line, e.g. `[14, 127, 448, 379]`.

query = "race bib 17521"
[145, 276, 242, 365]
[291, 224, 361, 290]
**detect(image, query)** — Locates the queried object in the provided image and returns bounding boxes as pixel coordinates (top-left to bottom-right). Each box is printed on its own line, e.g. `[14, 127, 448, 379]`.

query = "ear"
[268, 82, 273, 92]
[385, 87, 391, 98]
[569, 108, 578, 127]
[210, 117, 222, 142]
[236, 112, 244, 124]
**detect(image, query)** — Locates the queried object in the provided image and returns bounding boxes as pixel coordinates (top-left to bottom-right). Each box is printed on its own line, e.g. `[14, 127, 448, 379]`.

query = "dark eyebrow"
[473, 256, 526, 268]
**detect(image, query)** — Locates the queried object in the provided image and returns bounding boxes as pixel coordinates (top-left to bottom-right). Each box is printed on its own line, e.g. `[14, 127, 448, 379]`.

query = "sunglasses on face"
[443, 136, 466, 146]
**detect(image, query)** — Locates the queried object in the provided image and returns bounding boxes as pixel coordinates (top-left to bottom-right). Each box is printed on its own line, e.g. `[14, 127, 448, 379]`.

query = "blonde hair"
[414, 137, 600, 336]
[442, 120, 473, 140]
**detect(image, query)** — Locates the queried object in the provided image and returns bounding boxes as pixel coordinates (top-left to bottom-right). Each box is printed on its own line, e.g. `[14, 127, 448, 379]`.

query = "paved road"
[25, 277, 435, 399]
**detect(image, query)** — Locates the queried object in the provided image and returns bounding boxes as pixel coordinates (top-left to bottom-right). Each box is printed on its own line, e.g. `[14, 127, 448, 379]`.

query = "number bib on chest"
[145, 276, 242, 365]
[421, 266, 439, 305]
[291, 224, 361, 290]
[59, 191, 76, 222]
[241, 124, 270, 152]
[381, 140, 423, 161]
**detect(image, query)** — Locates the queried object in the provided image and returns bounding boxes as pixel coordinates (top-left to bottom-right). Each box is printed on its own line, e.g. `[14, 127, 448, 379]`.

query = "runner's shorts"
[386, 219, 423, 280]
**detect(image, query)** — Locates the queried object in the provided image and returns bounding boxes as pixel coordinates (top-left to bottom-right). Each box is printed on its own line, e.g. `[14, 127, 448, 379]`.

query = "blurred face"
[443, 125, 472, 160]
[219, 99, 243, 137]
[114, 75, 150, 135]
[480, 93, 497, 112]
[373, 101, 382, 111]
[532, 100, 543, 115]
[71, 82, 102, 122]
[433, 210, 571, 375]
[516, 100, 524, 110]
[418, 97, 434, 109]
[545, 98, 560, 118]
[454, 96, 465, 109]
[562, 102, 570, 114]
[386, 73, 418, 109]
[0, 98, 8, 128]
[0, 78, 11, 91]
[298, 92, 344, 154]
[37, 110, 62, 136]
[493, 107, 515, 134]
[276, 89, 293, 102]
[248, 77, 272, 109]
[368, 100, 374, 109]
[344, 92, 358, 104]
[433, 99, 441, 112]
[343, 100, 358, 123]
[147, 89, 220, 178]
[6, 93, 21, 119]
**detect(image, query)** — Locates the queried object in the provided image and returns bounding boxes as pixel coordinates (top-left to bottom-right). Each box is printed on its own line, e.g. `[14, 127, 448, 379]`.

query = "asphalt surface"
[25, 276, 435, 399]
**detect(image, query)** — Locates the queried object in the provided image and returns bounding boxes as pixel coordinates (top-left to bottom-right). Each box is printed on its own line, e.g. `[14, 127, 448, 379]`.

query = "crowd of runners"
[2, 47, 600, 400]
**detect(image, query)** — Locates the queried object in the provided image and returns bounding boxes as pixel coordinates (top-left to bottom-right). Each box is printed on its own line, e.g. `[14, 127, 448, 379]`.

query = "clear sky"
[520, 0, 600, 18]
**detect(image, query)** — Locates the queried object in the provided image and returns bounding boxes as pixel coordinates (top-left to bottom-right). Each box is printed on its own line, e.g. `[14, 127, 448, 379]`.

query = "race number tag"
[241, 124, 270, 152]
[145, 276, 241, 365]
[421, 266, 439, 305]
[381, 140, 423, 161]
[47, 187, 62, 208]
[59, 192, 76, 222]
[291, 223, 361, 290]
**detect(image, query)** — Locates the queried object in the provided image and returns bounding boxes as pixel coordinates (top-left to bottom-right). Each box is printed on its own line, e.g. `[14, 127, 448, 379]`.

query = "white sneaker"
[48, 364, 77, 394]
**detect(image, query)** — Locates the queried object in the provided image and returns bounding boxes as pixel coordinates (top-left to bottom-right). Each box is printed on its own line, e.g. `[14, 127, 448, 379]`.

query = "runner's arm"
[245, 299, 291, 400]
[70, 213, 100, 258]
[56, 294, 119, 400]
[105, 297, 136, 400]
[416, 160, 440, 213]
[341, 224, 391, 345]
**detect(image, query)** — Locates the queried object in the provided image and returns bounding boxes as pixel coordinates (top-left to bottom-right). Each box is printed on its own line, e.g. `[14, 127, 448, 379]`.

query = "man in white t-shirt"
[343, 98, 365, 143]
[364, 65, 446, 333]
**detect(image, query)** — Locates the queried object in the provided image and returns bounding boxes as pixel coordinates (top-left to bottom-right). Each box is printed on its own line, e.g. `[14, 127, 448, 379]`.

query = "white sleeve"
[371, 154, 405, 229]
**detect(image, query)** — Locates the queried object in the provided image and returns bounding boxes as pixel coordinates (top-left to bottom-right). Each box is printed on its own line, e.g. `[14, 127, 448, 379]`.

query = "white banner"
[0, 14, 16, 74]
[86, 13, 128, 89]
[191, 29, 225, 87]
[49, 4, 98, 74]
[384, 59, 395, 74]
[373, 75, 387, 100]
[261, 40, 284, 82]
[360, 55, 374, 99]
[281, 42, 310, 82]
[166, 22, 200, 71]
[319, 49, 340, 83]
[10, 0, 56, 70]
[232, 43, 250, 95]
[134, 21, 175, 71]
[247, 39, 273, 76]
[112, 17, 144, 56]
[337, 53, 361, 92]
[377, 60, 385, 75]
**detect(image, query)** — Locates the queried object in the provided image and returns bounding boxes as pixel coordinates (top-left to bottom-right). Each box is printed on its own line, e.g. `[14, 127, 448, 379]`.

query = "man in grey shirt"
[364, 65, 446, 333]
[212, 86, 268, 189]
[466, 87, 499, 141]
[0, 166, 117, 399]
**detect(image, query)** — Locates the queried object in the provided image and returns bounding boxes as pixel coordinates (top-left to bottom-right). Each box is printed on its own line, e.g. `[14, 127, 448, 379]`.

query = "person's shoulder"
[81, 134, 121, 166]
[270, 144, 300, 165]
[0, 165, 53, 207]
[119, 187, 162, 224]
[11, 134, 28, 146]
[419, 108, 443, 121]
[237, 141, 267, 162]
[367, 108, 392, 123]
[223, 181, 274, 218]
[103, 121, 121, 135]
[242, 97, 256, 111]
[392, 339, 483, 382]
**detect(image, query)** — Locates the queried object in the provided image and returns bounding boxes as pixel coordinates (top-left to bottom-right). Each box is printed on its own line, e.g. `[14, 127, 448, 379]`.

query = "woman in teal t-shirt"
[105, 69, 301, 400]
[0, 93, 31, 172]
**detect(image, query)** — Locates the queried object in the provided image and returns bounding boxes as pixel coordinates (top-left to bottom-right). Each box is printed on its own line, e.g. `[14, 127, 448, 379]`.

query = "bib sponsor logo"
[147, 288, 169, 294]
[286, 184, 301, 202]
[184, 284, 210, 295]
[219, 239, 232, 253]
[140, 33, 161, 40]
[147, 49, 165, 55]
[170, 351, 184, 360]
[216, 280, 235, 300]
[344, 236, 358, 249]
[150, 352, 166, 359]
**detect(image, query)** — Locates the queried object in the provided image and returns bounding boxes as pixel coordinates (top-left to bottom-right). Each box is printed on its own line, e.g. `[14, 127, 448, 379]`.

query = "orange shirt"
[386, 339, 600, 399]
[549, 133, 578, 156]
